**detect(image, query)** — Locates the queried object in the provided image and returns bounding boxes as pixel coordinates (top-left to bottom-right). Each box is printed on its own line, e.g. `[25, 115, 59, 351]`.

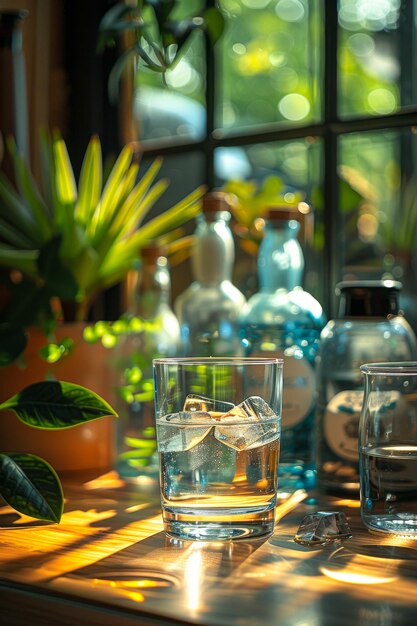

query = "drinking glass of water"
[153, 357, 283, 541]
[359, 362, 417, 535]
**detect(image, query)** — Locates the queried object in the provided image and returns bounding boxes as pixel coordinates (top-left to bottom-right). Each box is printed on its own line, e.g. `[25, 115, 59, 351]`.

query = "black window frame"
[64, 0, 417, 319]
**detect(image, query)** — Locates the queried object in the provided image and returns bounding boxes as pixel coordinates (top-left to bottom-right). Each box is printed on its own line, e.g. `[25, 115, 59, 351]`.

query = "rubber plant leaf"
[0, 380, 118, 430]
[0, 453, 63, 522]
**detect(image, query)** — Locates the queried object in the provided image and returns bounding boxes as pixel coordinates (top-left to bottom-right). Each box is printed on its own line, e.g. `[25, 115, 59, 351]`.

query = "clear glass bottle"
[316, 280, 417, 495]
[239, 208, 326, 490]
[113, 244, 180, 481]
[175, 191, 246, 356]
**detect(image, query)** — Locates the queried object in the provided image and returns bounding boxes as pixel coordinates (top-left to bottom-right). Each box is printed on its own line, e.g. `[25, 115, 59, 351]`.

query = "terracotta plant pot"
[0, 323, 116, 474]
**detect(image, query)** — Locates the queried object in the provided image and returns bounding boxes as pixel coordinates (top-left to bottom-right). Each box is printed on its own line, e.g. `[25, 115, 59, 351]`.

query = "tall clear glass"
[153, 357, 283, 541]
[359, 362, 417, 535]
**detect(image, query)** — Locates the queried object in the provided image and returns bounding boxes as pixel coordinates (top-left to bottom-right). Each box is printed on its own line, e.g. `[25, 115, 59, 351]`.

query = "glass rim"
[156, 415, 280, 426]
[153, 357, 283, 366]
[361, 362, 417, 375]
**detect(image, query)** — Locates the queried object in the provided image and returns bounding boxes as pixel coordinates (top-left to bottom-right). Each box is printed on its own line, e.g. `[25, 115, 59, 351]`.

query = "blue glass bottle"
[175, 191, 246, 356]
[239, 208, 326, 490]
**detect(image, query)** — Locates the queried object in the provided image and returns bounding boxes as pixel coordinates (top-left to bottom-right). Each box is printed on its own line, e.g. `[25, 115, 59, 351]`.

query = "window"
[121, 1, 417, 328]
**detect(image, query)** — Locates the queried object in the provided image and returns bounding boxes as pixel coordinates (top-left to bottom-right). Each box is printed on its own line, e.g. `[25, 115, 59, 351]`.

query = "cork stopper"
[266, 207, 298, 222]
[265, 203, 312, 242]
[140, 243, 167, 262]
[202, 191, 231, 217]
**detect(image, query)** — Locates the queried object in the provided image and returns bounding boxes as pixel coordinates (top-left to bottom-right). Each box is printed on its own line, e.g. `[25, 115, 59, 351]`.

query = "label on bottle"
[253, 348, 315, 429]
[323, 390, 363, 461]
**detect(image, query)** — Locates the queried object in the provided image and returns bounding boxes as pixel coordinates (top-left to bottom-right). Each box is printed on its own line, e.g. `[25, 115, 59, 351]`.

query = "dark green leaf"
[339, 178, 363, 214]
[162, 19, 200, 52]
[7, 137, 52, 242]
[107, 48, 137, 104]
[0, 324, 28, 366]
[0, 380, 118, 430]
[0, 219, 36, 249]
[98, 2, 136, 36]
[147, 0, 176, 26]
[0, 453, 63, 522]
[133, 42, 166, 71]
[0, 172, 39, 242]
[38, 236, 79, 300]
[203, 7, 225, 45]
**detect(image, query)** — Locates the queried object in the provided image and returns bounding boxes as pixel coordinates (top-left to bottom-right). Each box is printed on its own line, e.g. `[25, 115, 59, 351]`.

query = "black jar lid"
[336, 280, 402, 317]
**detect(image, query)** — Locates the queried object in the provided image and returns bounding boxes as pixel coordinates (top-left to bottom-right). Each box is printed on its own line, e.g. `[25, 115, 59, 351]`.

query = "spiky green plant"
[0, 133, 203, 363]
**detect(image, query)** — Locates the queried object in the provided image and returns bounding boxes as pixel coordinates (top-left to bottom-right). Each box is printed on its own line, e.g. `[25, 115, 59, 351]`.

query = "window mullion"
[323, 0, 340, 318]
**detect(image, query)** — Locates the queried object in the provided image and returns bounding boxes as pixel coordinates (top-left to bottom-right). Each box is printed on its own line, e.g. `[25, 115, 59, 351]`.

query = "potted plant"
[0, 131, 203, 358]
[0, 131, 203, 472]
[0, 379, 118, 523]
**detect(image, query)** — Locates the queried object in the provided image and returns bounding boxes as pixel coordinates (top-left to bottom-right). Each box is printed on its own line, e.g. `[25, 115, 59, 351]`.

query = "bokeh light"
[278, 93, 310, 121]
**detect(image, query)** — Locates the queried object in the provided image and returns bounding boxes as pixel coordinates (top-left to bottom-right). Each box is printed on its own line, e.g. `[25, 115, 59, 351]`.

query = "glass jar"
[316, 280, 417, 495]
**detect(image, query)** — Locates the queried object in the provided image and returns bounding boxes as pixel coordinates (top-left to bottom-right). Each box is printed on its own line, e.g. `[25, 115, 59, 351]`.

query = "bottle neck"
[192, 212, 235, 285]
[258, 219, 304, 292]
[132, 257, 172, 318]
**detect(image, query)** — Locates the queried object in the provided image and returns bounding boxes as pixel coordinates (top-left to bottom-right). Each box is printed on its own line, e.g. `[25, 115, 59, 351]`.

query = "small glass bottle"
[239, 207, 326, 490]
[175, 191, 246, 356]
[316, 280, 417, 495]
[113, 244, 180, 481]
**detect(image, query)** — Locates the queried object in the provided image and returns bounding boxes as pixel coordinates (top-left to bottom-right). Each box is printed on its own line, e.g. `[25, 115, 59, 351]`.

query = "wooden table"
[1, 473, 416, 626]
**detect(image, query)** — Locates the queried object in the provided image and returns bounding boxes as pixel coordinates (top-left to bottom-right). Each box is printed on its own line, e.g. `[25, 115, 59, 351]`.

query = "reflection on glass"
[339, 128, 417, 331]
[217, 0, 322, 131]
[214, 137, 324, 303]
[133, 0, 206, 144]
[142, 152, 205, 214]
[338, 0, 411, 118]
[140, 152, 205, 304]
[134, 87, 205, 144]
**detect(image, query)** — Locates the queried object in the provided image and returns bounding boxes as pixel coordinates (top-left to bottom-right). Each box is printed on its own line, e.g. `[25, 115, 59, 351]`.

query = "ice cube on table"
[294, 511, 352, 547]
[157, 411, 215, 452]
[214, 396, 279, 451]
